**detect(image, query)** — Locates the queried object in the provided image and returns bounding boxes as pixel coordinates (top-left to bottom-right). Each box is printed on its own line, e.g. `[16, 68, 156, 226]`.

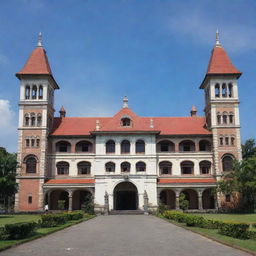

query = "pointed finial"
[37, 32, 43, 47]
[215, 29, 221, 47]
[150, 118, 154, 128]
[190, 105, 197, 117]
[96, 120, 100, 131]
[59, 106, 66, 118]
[123, 96, 128, 108]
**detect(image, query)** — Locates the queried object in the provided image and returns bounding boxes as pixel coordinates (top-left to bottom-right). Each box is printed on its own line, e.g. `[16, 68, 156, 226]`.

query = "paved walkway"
[0, 215, 250, 256]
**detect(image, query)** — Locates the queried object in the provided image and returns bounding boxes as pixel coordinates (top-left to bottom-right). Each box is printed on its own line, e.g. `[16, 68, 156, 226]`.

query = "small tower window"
[26, 139, 30, 147]
[32, 85, 37, 99]
[31, 114, 36, 126]
[36, 139, 40, 147]
[37, 114, 42, 127]
[222, 84, 227, 97]
[223, 114, 227, 124]
[222, 155, 235, 172]
[28, 195, 32, 204]
[25, 86, 30, 99]
[25, 156, 37, 173]
[229, 114, 234, 124]
[225, 137, 229, 145]
[39, 85, 43, 99]
[217, 113, 221, 124]
[228, 83, 233, 98]
[220, 137, 223, 146]
[121, 117, 131, 127]
[215, 84, 220, 97]
[231, 137, 235, 146]
[31, 139, 35, 147]
[24, 114, 30, 126]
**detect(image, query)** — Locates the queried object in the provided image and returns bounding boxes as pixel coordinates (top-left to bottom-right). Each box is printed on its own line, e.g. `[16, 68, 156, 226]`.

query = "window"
[199, 161, 211, 174]
[106, 140, 115, 153]
[222, 83, 227, 97]
[225, 194, 231, 202]
[26, 139, 30, 147]
[179, 140, 195, 152]
[136, 140, 145, 153]
[32, 85, 37, 99]
[39, 85, 43, 99]
[223, 114, 227, 124]
[25, 86, 30, 99]
[222, 155, 234, 172]
[76, 141, 93, 152]
[28, 195, 32, 204]
[121, 117, 131, 127]
[31, 139, 35, 147]
[199, 140, 211, 151]
[225, 137, 229, 145]
[37, 114, 42, 127]
[25, 156, 37, 173]
[217, 114, 221, 124]
[56, 161, 69, 175]
[181, 161, 194, 175]
[121, 162, 131, 173]
[157, 140, 175, 152]
[121, 140, 130, 154]
[36, 139, 40, 147]
[31, 114, 36, 126]
[136, 161, 146, 172]
[56, 141, 71, 152]
[220, 137, 223, 146]
[215, 84, 220, 97]
[105, 162, 115, 172]
[229, 114, 234, 124]
[228, 83, 233, 98]
[24, 114, 30, 126]
[77, 161, 91, 175]
[159, 161, 172, 175]
[231, 137, 235, 146]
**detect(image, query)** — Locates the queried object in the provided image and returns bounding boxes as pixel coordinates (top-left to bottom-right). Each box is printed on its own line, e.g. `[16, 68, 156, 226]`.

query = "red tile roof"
[206, 46, 241, 75]
[51, 108, 211, 136]
[45, 179, 95, 184]
[158, 178, 216, 184]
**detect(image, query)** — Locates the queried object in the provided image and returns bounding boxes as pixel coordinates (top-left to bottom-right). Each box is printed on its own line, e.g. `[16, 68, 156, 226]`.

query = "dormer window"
[121, 117, 131, 127]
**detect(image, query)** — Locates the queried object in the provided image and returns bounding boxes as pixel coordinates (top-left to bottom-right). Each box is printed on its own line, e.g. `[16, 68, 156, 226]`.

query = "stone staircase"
[109, 210, 145, 215]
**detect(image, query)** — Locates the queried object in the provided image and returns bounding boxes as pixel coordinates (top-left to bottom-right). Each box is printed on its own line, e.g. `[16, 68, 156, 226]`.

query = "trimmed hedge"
[247, 230, 256, 240]
[64, 211, 84, 221]
[162, 211, 187, 223]
[219, 221, 250, 239]
[5, 222, 37, 239]
[40, 214, 67, 227]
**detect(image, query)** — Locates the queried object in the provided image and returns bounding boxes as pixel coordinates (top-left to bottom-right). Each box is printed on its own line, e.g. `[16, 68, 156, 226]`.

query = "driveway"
[0, 215, 250, 256]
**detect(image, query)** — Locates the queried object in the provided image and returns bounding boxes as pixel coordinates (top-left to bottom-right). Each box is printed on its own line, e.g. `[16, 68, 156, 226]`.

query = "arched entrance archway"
[50, 190, 69, 210]
[202, 188, 215, 209]
[181, 189, 198, 209]
[72, 190, 92, 210]
[160, 189, 176, 209]
[114, 182, 138, 210]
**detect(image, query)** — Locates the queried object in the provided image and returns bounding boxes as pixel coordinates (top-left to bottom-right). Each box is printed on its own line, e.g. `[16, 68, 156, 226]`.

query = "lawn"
[0, 214, 95, 251]
[0, 214, 41, 227]
[194, 213, 256, 224]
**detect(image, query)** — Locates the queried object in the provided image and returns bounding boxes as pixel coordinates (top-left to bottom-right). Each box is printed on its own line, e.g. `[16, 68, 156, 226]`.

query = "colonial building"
[15, 32, 242, 213]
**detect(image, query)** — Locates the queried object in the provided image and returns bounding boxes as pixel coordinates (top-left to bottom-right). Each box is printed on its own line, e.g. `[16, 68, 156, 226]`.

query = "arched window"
[219, 136, 223, 146]
[32, 85, 37, 99]
[31, 139, 35, 147]
[159, 161, 172, 175]
[25, 156, 37, 173]
[56, 161, 69, 175]
[157, 140, 175, 152]
[199, 140, 211, 151]
[223, 113, 228, 124]
[37, 114, 42, 127]
[25, 139, 30, 147]
[231, 137, 235, 146]
[24, 114, 30, 126]
[199, 161, 211, 174]
[39, 85, 43, 99]
[229, 113, 234, 124]
[77, 161, 91, 175]
[222, 155, 235, 172]
[225, 137, 229, 145]
[181, 161, 194, 175]
[215, 84, 220, 97]
[136, 161, 146, 172]
[105, 162, 115, 172]
[36, 139, 40, 147]
[228, 83, 233, 98]
[75, 141, 93, 152]
[25, 86, 30, 99]
[56, 141, 71, 152]
[121, 117, 131, 127]
[136, 140, 145, 153]
[179, 140, 195, 152]
[217, 113, 221, 124]
[106, 140, 115, 153]
[31, 113, 36, 126]
[121, 162, 131, 173]
[222, 83, 227, 97]
[121, 140, 130, 154]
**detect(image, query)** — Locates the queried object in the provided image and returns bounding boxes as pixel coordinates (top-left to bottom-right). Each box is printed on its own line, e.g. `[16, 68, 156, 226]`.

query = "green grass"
[0, 214, 95, 251]
[0, 214, 41, 227]
[194, 213, 256, 224]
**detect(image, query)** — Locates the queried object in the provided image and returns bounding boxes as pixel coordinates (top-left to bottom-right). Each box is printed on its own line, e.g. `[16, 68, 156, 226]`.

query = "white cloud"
[0, 100, 17, 152]
[168, 8, 256, 53]
[0, 53, 9, 66]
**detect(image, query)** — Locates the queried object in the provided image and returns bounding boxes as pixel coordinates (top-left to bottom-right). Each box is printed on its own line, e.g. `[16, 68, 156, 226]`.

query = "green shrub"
[185, 215, 207, 227]
[0, 227, 8, 240]
[251, 223, 256, 228]
[157, 204, 169, 215]
[179, 193, 189, 211]
[204, 219, 222, 229]
[81, 194, 94, 214]
[41, 214, 67, 227]
[247, 230, 256, 240]
[5, 222, 37, 239]
[218, 221, 250, 239]
[64, 211, 84, 221]
[163, 210, 187, 223]
[57, 200, 66, 210]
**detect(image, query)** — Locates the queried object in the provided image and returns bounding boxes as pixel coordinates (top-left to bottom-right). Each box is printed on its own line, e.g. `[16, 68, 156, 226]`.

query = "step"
[109, 210, 145, 215]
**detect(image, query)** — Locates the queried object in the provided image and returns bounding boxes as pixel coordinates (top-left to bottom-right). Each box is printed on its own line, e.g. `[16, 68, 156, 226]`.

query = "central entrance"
[114, 182, 138, 210]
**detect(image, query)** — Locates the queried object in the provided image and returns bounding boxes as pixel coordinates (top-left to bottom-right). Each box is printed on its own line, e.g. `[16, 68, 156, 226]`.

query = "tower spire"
[37, 32, 43, 47]
[215, 29, 221, 47]
[123, 96, 128, 108]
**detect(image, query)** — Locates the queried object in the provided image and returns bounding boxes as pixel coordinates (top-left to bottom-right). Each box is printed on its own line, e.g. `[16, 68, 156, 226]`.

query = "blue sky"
[0, 0, 255, 152]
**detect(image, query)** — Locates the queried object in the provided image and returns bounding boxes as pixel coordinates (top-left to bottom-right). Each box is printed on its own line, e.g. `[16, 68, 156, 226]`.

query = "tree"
[217, 156, 256, 212]
[242, 139, 256, 160]
[0, 147, 18, 210]
[179, 193, 189, 211]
